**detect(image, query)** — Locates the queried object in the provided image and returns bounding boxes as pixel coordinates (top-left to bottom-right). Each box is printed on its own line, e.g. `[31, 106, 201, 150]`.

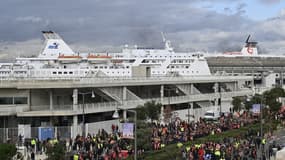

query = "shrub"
[0, 143, 17, 160]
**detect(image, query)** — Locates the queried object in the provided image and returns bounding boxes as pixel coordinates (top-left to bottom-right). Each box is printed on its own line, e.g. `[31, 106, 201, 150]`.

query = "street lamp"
[113, 109, 137, 160]
[79, 90, 95, 137]
[218, 82, 222, 116]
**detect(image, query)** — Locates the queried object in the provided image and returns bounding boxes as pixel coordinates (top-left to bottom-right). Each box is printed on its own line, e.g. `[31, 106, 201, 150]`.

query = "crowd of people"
[23, 110, 284, 160]
[150, 111, 277, 159]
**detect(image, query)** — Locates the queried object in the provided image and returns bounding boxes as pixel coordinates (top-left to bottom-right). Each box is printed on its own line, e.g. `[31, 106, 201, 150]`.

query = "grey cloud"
[0, 0, 284, 59]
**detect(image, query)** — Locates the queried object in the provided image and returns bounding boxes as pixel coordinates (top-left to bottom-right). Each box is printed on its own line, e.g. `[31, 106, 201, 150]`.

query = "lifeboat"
[87, 54, 112, 63]
[58, 54, 82, 63]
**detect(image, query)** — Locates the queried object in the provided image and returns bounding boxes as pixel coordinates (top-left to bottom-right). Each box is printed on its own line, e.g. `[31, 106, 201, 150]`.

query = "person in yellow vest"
[180, 126, 185, 132]
[53, 138, 58, 144]
[214, 149, 221, 159]
[31, 138, 36, 151]
[73, 153, 79, 160]
[262, 138, 266, 149]
[160, 143, 165, 149]
[186, 146, 191, 152]
[177, 142, 183, 148]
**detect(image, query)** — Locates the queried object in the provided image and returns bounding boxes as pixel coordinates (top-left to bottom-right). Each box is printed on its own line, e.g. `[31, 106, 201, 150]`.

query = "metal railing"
[0, 126, 72, 143]
[77, 90, 252, 114]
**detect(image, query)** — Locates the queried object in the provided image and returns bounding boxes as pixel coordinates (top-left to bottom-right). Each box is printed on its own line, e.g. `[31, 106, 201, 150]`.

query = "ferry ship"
[0, 31, 211, 78]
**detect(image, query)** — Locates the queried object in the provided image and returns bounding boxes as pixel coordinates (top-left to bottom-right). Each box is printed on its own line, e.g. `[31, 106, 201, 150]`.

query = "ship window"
[196, 71, 199, 73]
[69, 72, 73, 74]
[126, 66, 129, 69]
[186, 66, 189, 69]
[100, 66, 103, 69]
[53, 72, 56, 74]
[171, 66, 174, 68]
[176, 66, 179, 68]
[64, 72, 67, 74]
[152, 60, 155, 63]
[64, 65, 66, 69]
[94, 66, 98, 69]
[0, 97, 13, 104]
[167, 66, 169, 68]
[110, 66, 113, 69]
[104, 66, 107, 69]
[179, 60, 182, 63]
[128, 72, 130, 73]
[58, 72, 62, 74]
[14, 97, 28, 104]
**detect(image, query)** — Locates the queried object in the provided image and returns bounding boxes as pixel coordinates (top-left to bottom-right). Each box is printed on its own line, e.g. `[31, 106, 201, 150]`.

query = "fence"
[0, 126, 71, 143]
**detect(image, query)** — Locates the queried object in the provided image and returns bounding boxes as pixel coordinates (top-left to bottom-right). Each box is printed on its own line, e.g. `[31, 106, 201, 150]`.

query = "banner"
[122, 123, 134, 139]
[38, 127, 54, 141]
[18, 124, 31, 139]
[252, 104, 261, 114]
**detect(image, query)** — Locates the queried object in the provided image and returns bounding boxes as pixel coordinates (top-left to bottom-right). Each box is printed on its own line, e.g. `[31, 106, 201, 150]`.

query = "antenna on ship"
[161, 32, 173, 52]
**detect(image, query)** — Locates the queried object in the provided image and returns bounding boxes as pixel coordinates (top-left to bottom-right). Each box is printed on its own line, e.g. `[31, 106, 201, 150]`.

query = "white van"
[203, 110, 220, 120]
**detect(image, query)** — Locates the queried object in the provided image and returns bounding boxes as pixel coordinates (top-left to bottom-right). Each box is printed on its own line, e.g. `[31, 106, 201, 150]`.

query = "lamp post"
[79, 91, 95, 137]
[113, 109, 137, 160]
[260, 94, 263, 138]
[218, 82, 222, 116]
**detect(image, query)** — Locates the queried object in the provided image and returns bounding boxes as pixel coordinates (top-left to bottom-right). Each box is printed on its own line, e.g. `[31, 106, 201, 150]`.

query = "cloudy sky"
[0, 0, 285, 59]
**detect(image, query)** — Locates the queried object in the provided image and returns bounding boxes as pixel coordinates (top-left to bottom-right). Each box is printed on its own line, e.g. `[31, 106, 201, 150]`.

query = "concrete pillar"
[190, 84, 194, 94]
[72, 116, 78, 138]
[72, 89, 78, 138]
[160, 85, 164, 102]
[49, 90, 53, 110]
[160, 85, 164, 121]
[234, 82, 237, 91]
[73, 89, 78, 111]
[123, 110, 127, 121]
[123, 86, 127, 108]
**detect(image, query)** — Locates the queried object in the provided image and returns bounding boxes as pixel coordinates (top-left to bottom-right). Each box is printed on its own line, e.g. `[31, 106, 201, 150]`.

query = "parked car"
[203, 110, 220, 121]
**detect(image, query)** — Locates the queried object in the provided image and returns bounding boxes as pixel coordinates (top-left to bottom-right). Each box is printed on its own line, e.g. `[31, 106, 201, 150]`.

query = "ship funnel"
[241, 34, 258, 56]
[39, 31, 75, 58]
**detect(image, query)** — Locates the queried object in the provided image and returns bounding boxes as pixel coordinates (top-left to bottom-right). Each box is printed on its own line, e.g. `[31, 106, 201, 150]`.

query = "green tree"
[145, 100, 162, 122]
[232, 97, 243, 112]
[136, 105, 147, 120]
[0, 144, 16, 160]
[263, 87, 285, 113]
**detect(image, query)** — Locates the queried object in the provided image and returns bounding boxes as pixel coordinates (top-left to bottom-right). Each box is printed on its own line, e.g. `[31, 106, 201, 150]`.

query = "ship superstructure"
[0, 31, 211, 78]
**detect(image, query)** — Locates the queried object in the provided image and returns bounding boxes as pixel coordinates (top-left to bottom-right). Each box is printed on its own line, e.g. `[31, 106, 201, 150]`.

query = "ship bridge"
[0, 75, 252, 138]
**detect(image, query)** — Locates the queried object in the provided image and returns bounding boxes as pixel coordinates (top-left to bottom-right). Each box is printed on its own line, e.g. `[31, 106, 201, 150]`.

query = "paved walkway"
[256, 126, 285, 160]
